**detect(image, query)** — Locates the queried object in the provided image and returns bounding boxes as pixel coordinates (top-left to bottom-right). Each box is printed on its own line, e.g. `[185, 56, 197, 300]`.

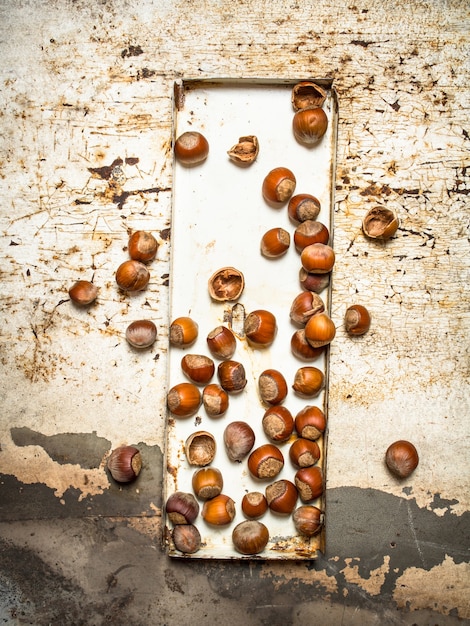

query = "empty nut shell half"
[292, 81, 327, 111]
[362, 206, 399, 240]
[208, 267, 245, 301]
[185, 431, 216, 466]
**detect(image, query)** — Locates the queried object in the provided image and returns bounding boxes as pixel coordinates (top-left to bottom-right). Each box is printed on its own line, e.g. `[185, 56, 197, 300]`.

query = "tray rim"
[163, 76, 339, 560]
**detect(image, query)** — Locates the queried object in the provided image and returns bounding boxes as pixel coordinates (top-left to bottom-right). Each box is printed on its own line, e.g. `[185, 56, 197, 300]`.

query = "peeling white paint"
[340, 555, 390, 597]
[0, 443, 109, 500]
[394, 555, 470, 619]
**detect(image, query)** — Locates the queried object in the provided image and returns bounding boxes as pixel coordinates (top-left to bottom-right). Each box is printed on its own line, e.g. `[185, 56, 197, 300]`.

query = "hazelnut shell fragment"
[227, 135, 259, 165]
[292, 81, 327, 111]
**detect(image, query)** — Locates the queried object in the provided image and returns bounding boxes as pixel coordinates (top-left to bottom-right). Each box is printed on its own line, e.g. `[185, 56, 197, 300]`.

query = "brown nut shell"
[300, 243, 335, 274]
[125, 320, 157, 349]
[304, 312, 336, 348]
[107, 446, 142, 483]
[248, 444, 284, 480]
[169, 317, 199, 347]
[174, 131, 209, 165]
[206, 325, 237, 359]
[185, 431, 216, 467]
[192, 467, 224, 500]
[293, 107, 328, 145]
[217, 360, 247, 393]
[362, 206, 399, 240]
[345, 304, 371, 336]
[262, 405, 294, 442]
[260, 227, 290, 258]
[289, 438, 321, 468]
[290, 291, 325, 326]
[202, 494, 236, 525]
[181, 354, 215, 385]
[128, 230, 158, 263]
[294, 220, 330, 251]
[265, 479, 298, 515]
[292, 366, 325, 398]
[68, 280, 98, 306]
[262, 167, 296, 205]
[232, 520, 269, 555]
[385, 440, 419, 478]
[167, 382, 202, 417]
[288, 194, 321, 224]
[172, 524, 201, 554]
[244, 309, 277, 348]
[299, 269, 331, 294]
[115, 260, 150, 292]
[295, 466, 324, 502]
[166, 491, 199, 525]
[291, 329, 326, 361]
[202, 384, 229, 417]
[208, 267, 245, 302]
[224, 421, 255, 462]
[258, 369, 288, 405]
[293, 505, 324, 537]
[241, 492, 268, 519]
[295, 406, 327, 441]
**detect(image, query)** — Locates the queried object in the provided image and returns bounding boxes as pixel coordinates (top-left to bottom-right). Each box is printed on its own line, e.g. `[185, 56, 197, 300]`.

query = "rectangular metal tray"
[164, 78, 338, 559]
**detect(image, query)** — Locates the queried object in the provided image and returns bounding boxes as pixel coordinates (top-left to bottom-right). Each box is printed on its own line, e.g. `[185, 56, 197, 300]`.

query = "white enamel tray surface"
[165, 78, 338, 559]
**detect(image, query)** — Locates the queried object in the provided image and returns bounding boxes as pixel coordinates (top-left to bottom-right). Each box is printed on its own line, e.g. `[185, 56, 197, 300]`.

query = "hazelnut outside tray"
[164, 78, 338, 559]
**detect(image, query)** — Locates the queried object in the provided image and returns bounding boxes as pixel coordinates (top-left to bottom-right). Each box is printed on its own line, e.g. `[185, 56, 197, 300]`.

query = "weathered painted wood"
[0, 0, 468, 620]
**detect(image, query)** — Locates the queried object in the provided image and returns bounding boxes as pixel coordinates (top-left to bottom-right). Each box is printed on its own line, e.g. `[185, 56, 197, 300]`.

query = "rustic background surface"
[0, 0, 469, 624]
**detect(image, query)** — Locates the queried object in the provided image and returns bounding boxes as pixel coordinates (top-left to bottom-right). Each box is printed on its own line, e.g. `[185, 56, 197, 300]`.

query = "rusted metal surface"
[0, 0, 469, 622]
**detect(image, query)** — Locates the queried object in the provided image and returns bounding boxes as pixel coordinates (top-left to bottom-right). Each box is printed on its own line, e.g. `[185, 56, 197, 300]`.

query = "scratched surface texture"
[0, 0, 469, 624]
